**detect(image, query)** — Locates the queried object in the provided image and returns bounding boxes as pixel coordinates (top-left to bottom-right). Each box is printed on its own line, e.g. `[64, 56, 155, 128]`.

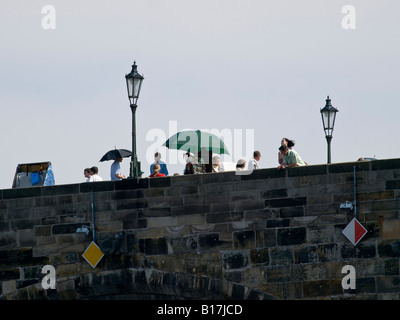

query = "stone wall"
[1, 158, 400, 299]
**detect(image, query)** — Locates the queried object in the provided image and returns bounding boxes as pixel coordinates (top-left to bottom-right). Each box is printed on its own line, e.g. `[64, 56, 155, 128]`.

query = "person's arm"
[278, 152, 283, 164]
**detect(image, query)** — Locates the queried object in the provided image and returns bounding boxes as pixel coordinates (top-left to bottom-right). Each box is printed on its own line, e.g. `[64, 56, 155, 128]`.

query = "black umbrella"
[99, 149, 132, 162]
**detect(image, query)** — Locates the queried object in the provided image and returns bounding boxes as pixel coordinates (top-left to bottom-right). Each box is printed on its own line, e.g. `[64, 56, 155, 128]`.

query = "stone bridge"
[1, 158, 400, 300]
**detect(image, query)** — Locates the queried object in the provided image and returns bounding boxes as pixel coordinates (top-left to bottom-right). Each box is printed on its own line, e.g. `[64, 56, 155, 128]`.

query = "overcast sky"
[0, 0, 399, 189]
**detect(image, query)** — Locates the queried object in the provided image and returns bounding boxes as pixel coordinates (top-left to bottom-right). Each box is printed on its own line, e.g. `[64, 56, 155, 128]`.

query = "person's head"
[236, 159, 246, 169]
[90, 166, 99, 175]
[212, 155, 220, 166]
[153, 163, 161, 174]
[281, 138, 295, 148]
[279, 145, 289, 155]
[154, 152, 161, 162]
[84, 168, 91, 178]
[185, 152, 194, 163]
[116, 158, 123, 163]
[253, 150, 261, 161]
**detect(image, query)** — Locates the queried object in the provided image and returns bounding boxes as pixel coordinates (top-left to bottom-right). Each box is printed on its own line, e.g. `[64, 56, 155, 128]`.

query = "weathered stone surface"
[0, 158, 400, 300]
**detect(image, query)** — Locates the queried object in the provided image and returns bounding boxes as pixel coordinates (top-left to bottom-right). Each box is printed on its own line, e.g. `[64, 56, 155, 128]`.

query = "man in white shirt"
[88, 166, 103, 182]
[248, 150, 261, 171]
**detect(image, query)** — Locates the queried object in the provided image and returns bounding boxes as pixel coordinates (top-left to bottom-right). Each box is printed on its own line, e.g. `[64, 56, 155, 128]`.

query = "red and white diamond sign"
[342, 218, 368, 246]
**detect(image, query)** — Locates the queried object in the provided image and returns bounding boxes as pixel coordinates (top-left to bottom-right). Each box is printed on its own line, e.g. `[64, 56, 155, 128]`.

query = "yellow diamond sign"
[82, 241, 104, 268]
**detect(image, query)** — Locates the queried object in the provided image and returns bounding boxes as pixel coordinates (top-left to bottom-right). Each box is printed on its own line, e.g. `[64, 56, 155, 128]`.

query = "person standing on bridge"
[277, 145, 306, 169]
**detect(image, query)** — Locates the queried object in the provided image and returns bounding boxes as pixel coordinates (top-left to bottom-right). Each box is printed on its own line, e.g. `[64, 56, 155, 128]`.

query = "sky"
[0, 0, 399, 189]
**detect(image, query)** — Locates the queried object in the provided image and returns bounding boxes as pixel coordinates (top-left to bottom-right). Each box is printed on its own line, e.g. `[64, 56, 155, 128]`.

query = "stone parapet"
[1, 158, 400, 299]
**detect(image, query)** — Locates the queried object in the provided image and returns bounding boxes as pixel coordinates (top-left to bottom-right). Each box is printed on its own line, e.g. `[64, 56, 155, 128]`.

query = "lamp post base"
[129, 159, 141, 179]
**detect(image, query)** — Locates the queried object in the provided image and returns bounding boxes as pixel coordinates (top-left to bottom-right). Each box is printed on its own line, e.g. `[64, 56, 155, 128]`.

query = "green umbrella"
[162, 130, 230, 155]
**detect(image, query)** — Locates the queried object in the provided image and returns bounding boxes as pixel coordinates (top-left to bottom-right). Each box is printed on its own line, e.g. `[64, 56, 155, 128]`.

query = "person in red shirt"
[149, 163, 166, 178]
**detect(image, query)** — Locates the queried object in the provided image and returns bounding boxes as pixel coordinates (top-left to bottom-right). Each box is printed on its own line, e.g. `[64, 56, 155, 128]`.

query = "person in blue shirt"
[150, 152, 169, 176]
[111, 158, 126, 180]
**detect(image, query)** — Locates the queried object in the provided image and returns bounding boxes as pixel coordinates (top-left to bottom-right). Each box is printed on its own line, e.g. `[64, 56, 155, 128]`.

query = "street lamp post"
[125, 61, 144, 178]
[320, 96, 339, 164]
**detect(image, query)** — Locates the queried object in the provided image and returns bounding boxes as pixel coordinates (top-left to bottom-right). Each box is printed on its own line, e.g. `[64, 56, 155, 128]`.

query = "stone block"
[240, 168, 285, 181]
[0, 221, 10, 233]
[114, 189, 145, 200]
[377, 276, 400, 293]
[345, 277, 376, 295]
[18, 229, 36, 247]
[250, 248, 269, 265]
[328, 161, 370, 174]
[235, 199, 265, 212]
[170, 174, 203, 187]
[169, 235, 198, 254]
[139, 237, 168, 255]
[122, 218, 148, 230]
[358, 190, 394, 201]
[31, 206, 57, 218]
[261, 189, 288, 199]
[269, 247, 293, 266]
[52, 223, 88, 235]
[56, 203, 90, 217]
[115, 178, 148, 190]
[381, 219, 400, 240]
[116, 199, 148, 210]
[231, 283, 245, 299]
[2, 280, 17, 295]
[317, 243, 339, 262]
[0, 232, 17, 249]
[42, 216, 57, 225]
[282, 282, 303, 299]
[206, 212, 243, 224]
[80, 181, 115, 193]
[386, 179, 400, 190]
[11, 219, 40, 231]
[280, 206, 304, 218]
[0, 268, 20, 281]
[377, 239, 400, 257]
[341, 243, 377, 259]
[384, 259, 399, 276]
[293, 245, 318, 264]
[372, 158, 400, 171]
[0, 248, 36, 267]
[288, 165, 327, 177]
[149, 176, 171, 188]
[199, 233, 230, 251]
[3, 187, 41, 200]
[266, 219, 290, 228]
[292, 263, 327, 281]
[265, 197, 307, 208]
[8, 207, 31, 219]
[183, 194, 207, 207]
[307, 225, 334, 244]
[263, 229, 277, 247]
[172, 205, 209, 215]
[222, 250, 250, 270]
[233, 230, 255, 249]
[266, 265, 291, 283]
[277, 227, 306, 246]
[42, 184, 80, 196]
[303, 279, 343, 298]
